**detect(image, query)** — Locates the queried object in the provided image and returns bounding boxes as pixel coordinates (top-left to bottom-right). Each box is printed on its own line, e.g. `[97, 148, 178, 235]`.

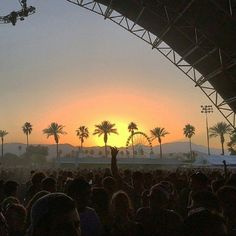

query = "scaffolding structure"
[67, 0, 236, 129]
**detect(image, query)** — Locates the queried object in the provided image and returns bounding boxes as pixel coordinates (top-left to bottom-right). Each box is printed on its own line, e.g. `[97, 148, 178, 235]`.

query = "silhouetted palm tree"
[209, 122, 232, 155]
[150, 127, 169, 159]
[22, 122, 33, 148]
[0, 130, 8, 158]
[128, 122, 138, 158]
[183, 124, 195, 159]
[43, 122, 66, 160]
[228, 129, 236, 155]
[93, 121, 118, 158]
[76, 126, 89, 150]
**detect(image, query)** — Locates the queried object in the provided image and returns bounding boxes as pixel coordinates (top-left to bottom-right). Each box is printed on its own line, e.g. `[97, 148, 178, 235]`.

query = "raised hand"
[110, 146, 119, 158]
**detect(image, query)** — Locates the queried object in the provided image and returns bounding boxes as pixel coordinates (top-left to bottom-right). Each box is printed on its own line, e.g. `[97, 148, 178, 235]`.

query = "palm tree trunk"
[1, 138, 3, 158]
[105, 142, 107, 158]
[56, 142, 59, 162]
[159, 142, 162, 159]
[104, 133, 108, 158]
[189, 138, 192, 160]
[26, 134, 29, 149]
[221, 141, 224, 155]
[80, 140, 83, 154]
[132, 135, 134, 158]
[77, 140, 83, 165]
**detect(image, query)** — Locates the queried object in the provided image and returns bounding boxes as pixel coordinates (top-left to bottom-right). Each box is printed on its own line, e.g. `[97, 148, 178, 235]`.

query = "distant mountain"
[4, 141, 223, 158]
[155, 142, 224, 155]
[4, 143, 75, 159]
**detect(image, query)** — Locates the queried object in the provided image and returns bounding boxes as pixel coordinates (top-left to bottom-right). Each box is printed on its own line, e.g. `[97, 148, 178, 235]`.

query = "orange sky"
[0, 1, 232, 151]
[4, 88, 225, 149]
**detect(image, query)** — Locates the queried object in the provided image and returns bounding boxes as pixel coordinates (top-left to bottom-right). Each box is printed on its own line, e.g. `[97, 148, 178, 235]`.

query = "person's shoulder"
[131, 221, 145, 236]
[136, 207, 150, 214]
[164, 209, 183, 222]
[81, 207, 101, 226]
[136, 207, 151, 221]
[164, 209, 180, 215]
[83, 207, 100, 217]
[85, 207, 96, 213]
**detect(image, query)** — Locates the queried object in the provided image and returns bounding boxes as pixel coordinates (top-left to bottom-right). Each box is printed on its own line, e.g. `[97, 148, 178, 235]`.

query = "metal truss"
[209, 0, 235, 20]
[0, 0, 35, 25]
[66, 0, 236, 129]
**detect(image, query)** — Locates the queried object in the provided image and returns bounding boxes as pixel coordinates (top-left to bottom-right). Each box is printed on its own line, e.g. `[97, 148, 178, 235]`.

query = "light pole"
[201, 105, 213, 155]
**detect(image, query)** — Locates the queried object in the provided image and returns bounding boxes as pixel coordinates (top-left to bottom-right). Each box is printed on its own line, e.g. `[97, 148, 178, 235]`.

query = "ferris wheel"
[0, 0, 35, 25]
[126, 131, 153, 157]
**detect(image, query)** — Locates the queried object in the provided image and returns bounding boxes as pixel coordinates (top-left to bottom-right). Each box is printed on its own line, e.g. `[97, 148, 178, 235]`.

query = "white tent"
[194, 154, 236, 166]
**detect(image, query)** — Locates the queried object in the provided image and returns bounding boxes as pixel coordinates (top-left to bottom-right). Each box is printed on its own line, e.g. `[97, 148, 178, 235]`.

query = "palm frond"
[183, 124, 195, 138]
[128, 122, 138, 132]
[0, 130, 8, 138]
[42, 122, 66, 142]
[209, 122, 232, 138]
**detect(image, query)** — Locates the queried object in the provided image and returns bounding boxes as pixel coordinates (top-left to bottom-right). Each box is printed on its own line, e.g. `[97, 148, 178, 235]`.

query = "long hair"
[110, 190, 133, 217]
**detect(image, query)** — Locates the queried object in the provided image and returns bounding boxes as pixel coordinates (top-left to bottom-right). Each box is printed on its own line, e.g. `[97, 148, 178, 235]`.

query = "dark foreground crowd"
[0, 147, 236, 236]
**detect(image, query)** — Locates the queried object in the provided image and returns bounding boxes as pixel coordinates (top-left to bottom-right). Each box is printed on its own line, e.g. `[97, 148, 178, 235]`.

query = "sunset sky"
[0, 1, 231, 150]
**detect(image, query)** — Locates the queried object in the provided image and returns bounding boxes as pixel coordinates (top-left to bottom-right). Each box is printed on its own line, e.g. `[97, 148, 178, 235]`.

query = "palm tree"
[150, 127, 169, 159]
[183, 124, 196, 159]
[228, 129, 236, 155]
[22, 122, 33, 148]
[42, 122, 66, 160]
[76, 126, 89, 150]
[0, 130, 8, 158]
[128, 122, 138, 158]
[209, 122, 232, 155]
[93, 121, 118, 158]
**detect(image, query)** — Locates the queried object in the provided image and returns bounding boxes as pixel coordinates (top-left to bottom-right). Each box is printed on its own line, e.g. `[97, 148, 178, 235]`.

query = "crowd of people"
[0, 146, 236, 236]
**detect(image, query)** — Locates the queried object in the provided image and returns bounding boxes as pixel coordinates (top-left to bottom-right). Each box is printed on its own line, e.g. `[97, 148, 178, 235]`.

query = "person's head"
[4, 180, 18, 197]
[211, 179, 225, 193]
[31, 172, 46, 186]
[66, 178, 91, 210]
[160, 181, 175, 195]
[226, 174, 236, 188]
[217, 186, 236, 219]
[42, 177, 57, 193]
[103, 168, 112, 178]
[124, 169, 131, 179]
[190, 172, 208, 191]
[26, 191, 50, 228]
[148, 184, 170, 209]
[5, 203, 26, 233]
[102, 176, 116, 196]
[132, 171, 144, 188]
[91, 187, 109, 212]
[144, 172, 153, 189]
[184, 210, 227, 236]
[1, 196, 20, 212]
[110, 191, 132, 218]
[29, 193, 81, 236]
[190, 191, 220, 213]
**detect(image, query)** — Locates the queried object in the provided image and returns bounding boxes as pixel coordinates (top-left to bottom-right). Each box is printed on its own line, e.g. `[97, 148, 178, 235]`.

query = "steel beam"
[130, 6, 145, 31]
[104, 0, 113, 19]
[197, 60, 236, 86]
[209, 0, 235, 19]
[149, 1, 195, 46]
